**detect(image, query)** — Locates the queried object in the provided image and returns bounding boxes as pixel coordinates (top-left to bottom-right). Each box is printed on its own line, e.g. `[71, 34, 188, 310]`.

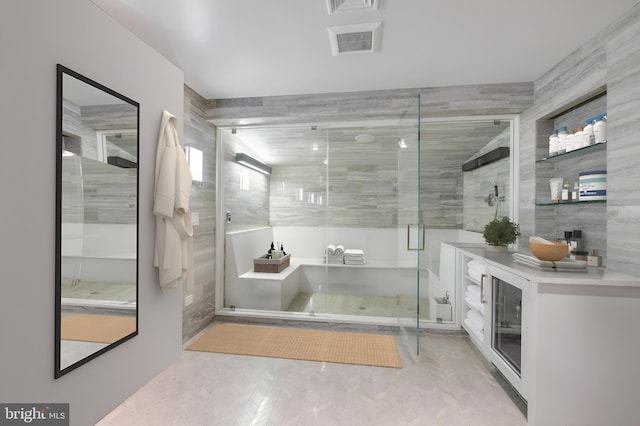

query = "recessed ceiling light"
[355, 134, 375, 143]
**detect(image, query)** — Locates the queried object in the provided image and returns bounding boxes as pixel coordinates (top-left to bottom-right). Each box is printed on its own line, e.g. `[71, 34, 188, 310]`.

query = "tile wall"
[182, 85, 217, 342]
[521, 3, 640, 273]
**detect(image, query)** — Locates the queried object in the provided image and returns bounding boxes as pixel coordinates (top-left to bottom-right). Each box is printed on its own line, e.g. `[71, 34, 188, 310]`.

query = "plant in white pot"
[483, 216, 521, 251]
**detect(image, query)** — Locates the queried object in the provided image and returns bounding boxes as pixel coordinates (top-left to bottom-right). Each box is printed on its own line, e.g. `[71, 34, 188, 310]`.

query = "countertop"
[446, 242, 640, 289]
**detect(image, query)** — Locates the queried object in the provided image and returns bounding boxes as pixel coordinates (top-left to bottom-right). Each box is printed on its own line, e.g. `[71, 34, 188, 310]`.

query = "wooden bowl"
[529, 241, 569, 261]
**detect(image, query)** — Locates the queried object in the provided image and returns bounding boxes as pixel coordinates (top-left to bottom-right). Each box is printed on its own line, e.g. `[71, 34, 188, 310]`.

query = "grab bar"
[407, 224, 426, 251]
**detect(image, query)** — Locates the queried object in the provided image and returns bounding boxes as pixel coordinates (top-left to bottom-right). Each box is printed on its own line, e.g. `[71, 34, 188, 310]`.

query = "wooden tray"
[253, 253, 291, 273]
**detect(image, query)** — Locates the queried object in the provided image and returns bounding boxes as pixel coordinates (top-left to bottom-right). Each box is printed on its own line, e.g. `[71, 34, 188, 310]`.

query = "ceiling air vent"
[327, 22, 382, 56]
[326, 0, 378, 14]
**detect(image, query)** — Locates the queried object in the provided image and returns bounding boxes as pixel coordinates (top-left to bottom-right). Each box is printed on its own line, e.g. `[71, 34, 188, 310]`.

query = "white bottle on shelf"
[583, 118, 595, 146]
[594, 113, 607, 143]
[558, 126, 568, 154]
[575, 127, 584, 149]
[566, 130, 575, 152]
[549, 129, 559, 156]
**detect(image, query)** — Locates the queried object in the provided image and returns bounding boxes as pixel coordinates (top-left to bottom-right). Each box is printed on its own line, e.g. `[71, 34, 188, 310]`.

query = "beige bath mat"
[187, 323, 402, 368]
[61, 314, 136, 344]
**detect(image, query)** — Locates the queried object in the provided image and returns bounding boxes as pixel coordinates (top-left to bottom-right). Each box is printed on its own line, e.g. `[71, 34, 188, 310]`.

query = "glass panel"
[492, 277, 523, 375]
[396, 95, 421, 353]
[221, 126, 329, 315]
[217, 110, 514, 348]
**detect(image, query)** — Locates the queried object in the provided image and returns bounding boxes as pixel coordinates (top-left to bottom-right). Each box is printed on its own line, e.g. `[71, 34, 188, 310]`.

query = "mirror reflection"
[56, 65, 139, 378]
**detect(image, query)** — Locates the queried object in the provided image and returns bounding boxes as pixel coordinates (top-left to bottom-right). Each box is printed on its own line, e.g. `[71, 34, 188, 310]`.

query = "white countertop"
[447, 243, 640, 289]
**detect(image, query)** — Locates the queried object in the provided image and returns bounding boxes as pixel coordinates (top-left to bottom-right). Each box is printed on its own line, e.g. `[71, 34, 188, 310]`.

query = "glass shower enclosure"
[217, 96, 424, 349]
[216, 94, 517, 356]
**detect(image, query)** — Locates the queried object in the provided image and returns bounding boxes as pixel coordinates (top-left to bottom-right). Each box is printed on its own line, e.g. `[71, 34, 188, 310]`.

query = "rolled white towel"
[334, 245, 345, 256]
[326, 244, 336, 255]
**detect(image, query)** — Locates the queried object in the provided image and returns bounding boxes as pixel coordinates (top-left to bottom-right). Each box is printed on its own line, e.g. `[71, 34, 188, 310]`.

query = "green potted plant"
[483, 216, 521, 251]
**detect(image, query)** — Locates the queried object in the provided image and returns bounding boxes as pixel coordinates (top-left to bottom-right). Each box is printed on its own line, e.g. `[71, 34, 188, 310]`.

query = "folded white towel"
[464, 297, 484, 314]
[465, 291, 479, 305]
[466, 284, 481, 297]
[344, 248, 364, 255]
[467, 309, 484, 331]
[467, 268, 484, 284]
[326, 244, 336, 255]
[334, 245, 345, 256]
[463, 318, 484, 338]
[512, 253, 587, 271]
[467, 259, 486, 273]
[324, 255, 344, 264]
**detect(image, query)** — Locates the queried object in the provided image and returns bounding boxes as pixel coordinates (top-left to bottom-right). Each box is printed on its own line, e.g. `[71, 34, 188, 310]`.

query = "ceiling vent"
[326, 0, 378, 14]
[327, 22, 382, 56]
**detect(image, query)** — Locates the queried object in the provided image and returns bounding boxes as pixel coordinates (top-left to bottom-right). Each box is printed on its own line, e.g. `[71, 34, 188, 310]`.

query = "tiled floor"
[98, 322, 526, 425]
[62, 280, 135, 302]
[286, 293, 432, 320]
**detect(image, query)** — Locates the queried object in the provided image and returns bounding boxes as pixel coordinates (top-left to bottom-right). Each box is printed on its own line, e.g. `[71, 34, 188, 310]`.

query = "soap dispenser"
[571, 230, 588, 261]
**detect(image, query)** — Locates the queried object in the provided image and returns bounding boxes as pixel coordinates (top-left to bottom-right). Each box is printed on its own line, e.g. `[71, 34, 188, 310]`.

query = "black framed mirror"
[55, 65, 139, 378]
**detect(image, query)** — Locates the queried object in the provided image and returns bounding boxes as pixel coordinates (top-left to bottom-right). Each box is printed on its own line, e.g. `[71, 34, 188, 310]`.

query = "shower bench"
[225, 226, 474, 312]
[233, 256, 422, 311]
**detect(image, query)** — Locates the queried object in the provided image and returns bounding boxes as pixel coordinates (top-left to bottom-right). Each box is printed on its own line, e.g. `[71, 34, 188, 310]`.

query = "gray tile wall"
[207, 83, 533, 127]
[182, 85, 217, 343]
[62, 99, 137, 224]
[463, 128, 511, 232]
[523, 3, 640, 273]
[267, 125, 512, 230]
[213, 84, 532, 230]
[222, 132, 271, 232]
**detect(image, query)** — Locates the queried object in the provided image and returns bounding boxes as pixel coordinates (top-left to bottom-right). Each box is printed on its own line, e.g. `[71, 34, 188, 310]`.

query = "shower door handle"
[407, 224, 426, 251]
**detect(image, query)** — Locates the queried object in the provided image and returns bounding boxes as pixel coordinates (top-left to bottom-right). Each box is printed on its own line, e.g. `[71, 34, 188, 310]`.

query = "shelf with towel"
[460, 254, 488, 351]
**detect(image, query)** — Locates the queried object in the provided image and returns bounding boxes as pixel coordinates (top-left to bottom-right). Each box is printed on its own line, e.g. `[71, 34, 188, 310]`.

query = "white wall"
[0, 1, 184, 425]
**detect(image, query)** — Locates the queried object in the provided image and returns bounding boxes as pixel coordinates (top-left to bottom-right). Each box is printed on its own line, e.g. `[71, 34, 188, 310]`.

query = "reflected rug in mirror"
[186, 323, 402, 368]
[61, 314, 136, 343]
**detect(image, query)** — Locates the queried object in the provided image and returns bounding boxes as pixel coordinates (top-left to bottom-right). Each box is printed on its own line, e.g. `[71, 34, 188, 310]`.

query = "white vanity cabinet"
[484, 263, 532, 402]
[447, 243, 640, 425]
[456, 247, 532, 401]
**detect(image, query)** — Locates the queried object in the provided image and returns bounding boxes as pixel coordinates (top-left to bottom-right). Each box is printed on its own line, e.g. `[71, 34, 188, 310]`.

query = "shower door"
[396, 95, 423, 353]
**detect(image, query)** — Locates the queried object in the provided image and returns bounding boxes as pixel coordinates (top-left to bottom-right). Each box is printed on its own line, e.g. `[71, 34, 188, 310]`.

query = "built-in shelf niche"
[534, 88, 607, 266]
